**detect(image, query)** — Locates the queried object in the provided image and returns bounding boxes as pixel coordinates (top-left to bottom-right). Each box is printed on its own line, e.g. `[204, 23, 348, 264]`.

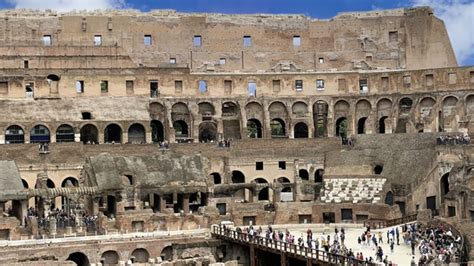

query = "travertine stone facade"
[0, 6, 472, 265]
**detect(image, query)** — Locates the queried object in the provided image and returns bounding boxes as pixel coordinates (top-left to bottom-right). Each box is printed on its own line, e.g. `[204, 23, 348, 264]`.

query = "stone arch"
[234, 188, 253, 202]
[5, 125, 25, 144]
[151, 120, 165, 143]
[385, 191, 394, 206]
[313, 100, 329, 138]
[56, 124, 75, 143]
[376, 98, 392, 134]
[104, 123, 122, 143]
[334, 100, 350, 117]
[294, 122, 308, 138]
[315, 169, 324, 183]
[101, 250, 119, 266]
[440, 172, 449, 202]
[292, 101, 308, 115]
[270, 118, 286, 137]
[130, 248, 150, 263]
[247, 119, 263, 138]
[419, 97, 436, 121]
[199, 122, 217, 142]
[173, 120, 189, 140]
[299, 169, 309, 180]
[198, 102, 215, 116]
[466, 94, 474, 113]
[47, 74, 60, 81]
[210, 173, 222, 184]
[231, 170, 245, 183]
[66, 252, 90, 266]
[128, 123, 146, 144]
[355, 99, 372, 118]
[61, 177, 79, 187]
[245, 101, 264, 121]
[276, 177, 290, 183]
[172, 102, 190, 114]
[268, 101, 288, 116]
[335, 117, 348, 138]
[253, 178, 268, 184]
[149, 102, 166, 120]
[399, 97, 413, 113]
[161, 246, 173, 262]
[80, 124, 98, 144]
[30, 124, 50, 143]
[222, 102, 241, 139]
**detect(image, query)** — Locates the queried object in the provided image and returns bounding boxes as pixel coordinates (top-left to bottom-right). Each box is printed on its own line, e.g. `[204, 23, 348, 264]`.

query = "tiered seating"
[320, 178, 386, 204]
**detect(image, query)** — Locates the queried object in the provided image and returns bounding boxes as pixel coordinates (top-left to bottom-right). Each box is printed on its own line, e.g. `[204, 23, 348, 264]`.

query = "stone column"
[160, 195, 166, 212]
[307, 103, 315, 138]
[182, 194, 190, 215]
[263, 104, 271, 138]
[239, 100, 248, 139]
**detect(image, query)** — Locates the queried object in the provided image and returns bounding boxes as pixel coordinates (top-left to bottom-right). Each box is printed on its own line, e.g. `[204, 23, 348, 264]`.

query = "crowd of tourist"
[38, 143, 50, 153]
[158, 140, 169, 149]
[26, 207, 98, 232]
[219, 221, 463, 266]
[217, 138, 232, 148]
[436, 134, 470, 145]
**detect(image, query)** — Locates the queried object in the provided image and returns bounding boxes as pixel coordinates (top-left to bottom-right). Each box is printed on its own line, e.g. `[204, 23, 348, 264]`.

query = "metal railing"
[211, 225, 375, 266]
[363, 213, 418, 229]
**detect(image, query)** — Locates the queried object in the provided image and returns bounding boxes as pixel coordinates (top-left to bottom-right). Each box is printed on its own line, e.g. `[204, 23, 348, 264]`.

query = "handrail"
[211, 225, 376, 266]
[363, 213, 418, 229]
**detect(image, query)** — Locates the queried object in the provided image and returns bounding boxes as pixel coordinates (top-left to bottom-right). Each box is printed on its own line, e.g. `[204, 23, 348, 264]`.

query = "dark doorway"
[440, 173, 449, 202]
[211, 173, 222, 184]
[199, 122, 217, 142]
[5, 125, 25, 144]
[66, 252, 90, 266]
[80, 124, 98, 144]
[258, 187, 269, 201]
[335, 117, 348, 139]
[298, 169, 309, 180]
[374, 165, 383, 175]
[151, 120, 165, 142]
[106, 195, 116, 218]
[294, 122, 308, 138]
[385, 191, 394, 206]
[56, 124, 75, 143]
[128, 123, 146, 144]
[247, 119, 262, 138]
[270, 119, 286, 137]
[315, 169, 324, 182]
[231, 171, 245, 183]
[396, 201, 406, 216]
[426, 196, 436, 213]
[379, 116, 387, 134]
[357, 117, 367, 134]
[173, 120, 189, 139]
[104, 124, 122, 143]
[341, 208, 353, 221]
[30, 125, 50, 143]
[323, 212, 335, 223]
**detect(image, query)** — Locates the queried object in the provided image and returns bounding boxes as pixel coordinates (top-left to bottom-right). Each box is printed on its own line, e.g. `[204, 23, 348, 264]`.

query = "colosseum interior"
[0, 6, 472, 266]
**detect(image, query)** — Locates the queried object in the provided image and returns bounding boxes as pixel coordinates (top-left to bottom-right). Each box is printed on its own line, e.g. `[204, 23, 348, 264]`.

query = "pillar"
[263, 109, 271, 138]
[183, 194, 190, 215]
[239, 101, 248, 139]
[160, 195, 166, 212]
[281, 253, 287, 266]
[250, 245, 256, 266]
[308, 103, 315, 138]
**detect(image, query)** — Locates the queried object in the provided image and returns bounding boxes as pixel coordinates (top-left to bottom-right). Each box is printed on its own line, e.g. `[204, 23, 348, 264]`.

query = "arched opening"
[315, 169, 324, 183]
[198, 102, 215, 117]
[299, 169, 309, 180]
[21, 179, 28, 188]
[379, 116, 387, 134]
[253, 178, 268, 184]
[258, 187, 270, 201]
[56, 124, 75, 143]
[222, 102, 241, 139]
[222, 102, 238, 116]
[104, 124, 122, 143]
[277, 177, 290, 183]
[335, 117, 348, 139]
[128, 123, 146, 144]
[231, 171, 245, 183]
[399, 98, 413, 113]
[130, 248, 150, 263]
[173, 120, 189, 139]
[121, 175, 134, 186]
[385, 191, 394, 206]
[292, 102, 308, 115]
[294, 122, 308, 138]
[247, 119, 262, 138]
[270, 118, 286, 137]
[61, 177, 79, 188]
[374, 165, 383, 175]
[30, 125, 50, 143]
[80, 124, 98, 144]
[161, 246, 173, 262]
[47, 74, 60, 81]
[101, 250, 119, 266]
[66, 252, 90, 266]
[314, 101, 329, 138]
[151, 120, 165, 142]
[440, 173, 449, 202]
[211, 173, 222, 184]
[357, 117, 367, 134]
[5, 125, 25, 144]
[199, 122, 217, 142]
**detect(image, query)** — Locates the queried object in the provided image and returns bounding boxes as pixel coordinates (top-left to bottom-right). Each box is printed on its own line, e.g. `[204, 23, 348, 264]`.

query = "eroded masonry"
[0, 6, 472, 266]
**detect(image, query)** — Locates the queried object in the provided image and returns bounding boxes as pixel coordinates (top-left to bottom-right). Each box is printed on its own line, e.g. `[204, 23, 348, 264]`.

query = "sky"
[1, 0, 473, 66]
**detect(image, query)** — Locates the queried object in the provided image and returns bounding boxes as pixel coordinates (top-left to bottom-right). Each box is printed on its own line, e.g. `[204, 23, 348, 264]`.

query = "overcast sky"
[1, 0, 473, 66]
